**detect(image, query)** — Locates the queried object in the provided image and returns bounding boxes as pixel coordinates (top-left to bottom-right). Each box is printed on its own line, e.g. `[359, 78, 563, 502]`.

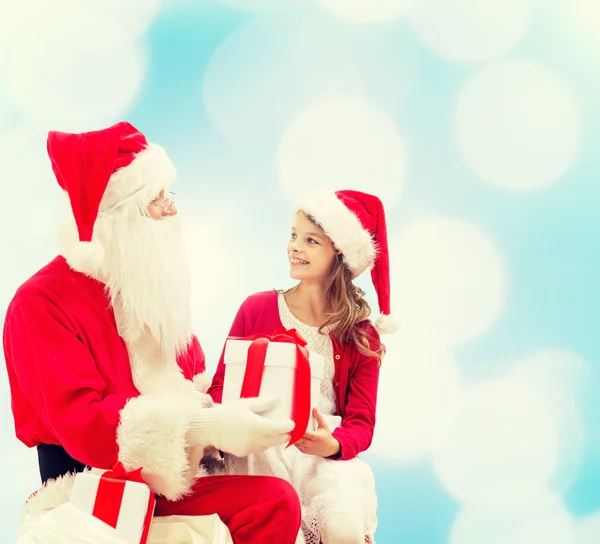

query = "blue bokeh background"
[0, 1, 598, 542]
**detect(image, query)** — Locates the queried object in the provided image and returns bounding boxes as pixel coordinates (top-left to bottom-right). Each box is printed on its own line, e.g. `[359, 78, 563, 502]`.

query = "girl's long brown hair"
[285, 213, 385, 363]
[319, 254, 385, 363]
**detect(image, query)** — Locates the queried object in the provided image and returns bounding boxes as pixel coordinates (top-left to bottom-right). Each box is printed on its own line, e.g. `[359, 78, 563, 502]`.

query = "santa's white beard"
[59, 213, 193, 361]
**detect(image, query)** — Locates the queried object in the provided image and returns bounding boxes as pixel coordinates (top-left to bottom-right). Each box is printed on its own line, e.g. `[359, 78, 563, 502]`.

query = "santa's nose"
[163, 202, 178, 216]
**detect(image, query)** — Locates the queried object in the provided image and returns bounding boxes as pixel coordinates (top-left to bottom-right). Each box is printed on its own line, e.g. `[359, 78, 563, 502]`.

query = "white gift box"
[222, 338, 324, 433]
[70, 471, 155, 544]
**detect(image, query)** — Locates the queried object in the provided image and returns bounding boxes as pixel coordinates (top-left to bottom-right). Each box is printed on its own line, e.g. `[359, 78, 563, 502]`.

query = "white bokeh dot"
[454, 60, 582, 192]
[277, 96, 406, 205]
[509, 349, 588, 494]
[563, 0, 600, 53]
[0, 83, 11, 129]
[0, 124, 61, 310]
[432, 379, 559, 505]
[392, 217, 507, 347]
[184, 213, 238, 323]
[0, 3, 28, 42]
[203, 17, 364, 154]
[450, 490, 576, 544]
[370, 326, 463, 460]
[578, 0, 600, 25]
[408, 0, 536, 62]
[319, 0, 413, 23]
[6, 0, 149, 131]
[512, 508, 576, 544]
[216, 0, 303, 12]
[184, 213, 238, 371]
[181, 199, 284, 370]
[0, 22, 15, 127]
[576, 513, 600, 544]
[103, 0, 162, 37]
[1, 0, 160, 39]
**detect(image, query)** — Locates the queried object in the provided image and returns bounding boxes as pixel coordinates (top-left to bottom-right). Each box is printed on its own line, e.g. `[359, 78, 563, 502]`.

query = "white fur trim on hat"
[375, 313, 399, 334]
[101, 143, 177, 213]
[63, 240, 105, 276]
[294, 191, 376, 276]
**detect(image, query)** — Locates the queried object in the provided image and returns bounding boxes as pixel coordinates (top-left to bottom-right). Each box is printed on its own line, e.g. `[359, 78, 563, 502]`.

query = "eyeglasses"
[149, 192, 176, 212]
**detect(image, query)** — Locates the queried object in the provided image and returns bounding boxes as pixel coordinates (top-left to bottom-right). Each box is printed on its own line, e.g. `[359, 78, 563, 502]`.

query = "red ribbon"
[228, 328, 312, 447]
[92, 462, 156, 544]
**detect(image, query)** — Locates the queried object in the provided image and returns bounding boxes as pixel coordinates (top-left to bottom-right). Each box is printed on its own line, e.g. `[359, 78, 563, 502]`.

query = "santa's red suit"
[3, 122, 301, 543]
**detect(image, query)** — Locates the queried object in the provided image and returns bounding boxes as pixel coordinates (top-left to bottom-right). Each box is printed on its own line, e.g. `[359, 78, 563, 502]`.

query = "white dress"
[226, 294, 378, 544]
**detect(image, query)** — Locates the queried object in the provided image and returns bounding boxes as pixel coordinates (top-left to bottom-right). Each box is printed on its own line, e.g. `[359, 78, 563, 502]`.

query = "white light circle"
[319, 0, 413, 23]
[103, 0, 162, 37]
[0, 124, 62, 312]
[563, 0, 600, 54]
[277, 96, 406, 205]
[370, 327, 463, 459]
[454, 60, 582, 192]
[0, 81, 11, 129]
[7, 0, 147, 131]
[184, 213, 238, 320]
[432, 379, 559, 505]
[392, 217, 507, 347]
[512, 508, 575, 544]
[576, 513, 600, 544]
[181, 199, 283, 371]
[203, 17, 363, 154]
[408, 0, 536, 62]
[216, 0, 303, 12]
[450, 490, 576, 544]
[509, 349, 588, 493]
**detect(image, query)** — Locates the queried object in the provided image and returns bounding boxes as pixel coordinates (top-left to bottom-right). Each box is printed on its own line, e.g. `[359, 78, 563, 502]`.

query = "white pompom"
[193, 372, 211, 394]
[64, 241, 104, 276]
[375, 313, 399, 334]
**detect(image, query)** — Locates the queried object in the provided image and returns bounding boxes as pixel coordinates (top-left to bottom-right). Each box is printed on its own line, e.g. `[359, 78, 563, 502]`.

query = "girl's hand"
[294, 408, 340, 458]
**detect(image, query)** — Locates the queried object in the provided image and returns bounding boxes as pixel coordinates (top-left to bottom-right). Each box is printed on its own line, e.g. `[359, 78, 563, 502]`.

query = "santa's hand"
[191, 396, 294, 457]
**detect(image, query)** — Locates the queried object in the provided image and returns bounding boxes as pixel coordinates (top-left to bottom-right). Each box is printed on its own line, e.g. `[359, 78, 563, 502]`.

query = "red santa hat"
[47, 121, 176, 275]
[294, 189, 398, 334]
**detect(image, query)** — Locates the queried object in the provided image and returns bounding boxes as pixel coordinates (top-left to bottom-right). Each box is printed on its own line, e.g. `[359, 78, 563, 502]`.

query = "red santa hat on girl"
[47, 121, 176, 275]
[294, 189, 398, 335]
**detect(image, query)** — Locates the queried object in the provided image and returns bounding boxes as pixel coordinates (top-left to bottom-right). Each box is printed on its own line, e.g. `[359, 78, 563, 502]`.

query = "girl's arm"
[206, 300, 249, 403]
[331, 325, 381, 460]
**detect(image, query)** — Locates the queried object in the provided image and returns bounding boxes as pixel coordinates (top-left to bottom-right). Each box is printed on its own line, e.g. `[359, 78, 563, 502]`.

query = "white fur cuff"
[116, 395, 199, 501]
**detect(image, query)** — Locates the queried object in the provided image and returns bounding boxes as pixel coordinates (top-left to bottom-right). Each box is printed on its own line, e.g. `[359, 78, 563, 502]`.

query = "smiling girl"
[208, 190, 397, 544]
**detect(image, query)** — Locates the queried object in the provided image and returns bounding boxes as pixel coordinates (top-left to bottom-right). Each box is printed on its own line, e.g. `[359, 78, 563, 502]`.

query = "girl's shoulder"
[238, 289, 279, 314]
[356, 319, 381, 344]
[347, 319, 384, 363]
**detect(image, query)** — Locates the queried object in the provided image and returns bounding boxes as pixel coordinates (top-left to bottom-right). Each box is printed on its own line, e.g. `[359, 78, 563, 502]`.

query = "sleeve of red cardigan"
[331, 331, 381, 460]
[190, 336, 207, 375]
[206, 300, 248, 403]
[187, 335, 211, 393]
[6, 297, 205, 500]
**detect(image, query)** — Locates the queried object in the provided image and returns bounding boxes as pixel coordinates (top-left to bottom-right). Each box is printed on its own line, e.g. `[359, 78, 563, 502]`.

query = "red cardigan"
[207, 290, 381, 461]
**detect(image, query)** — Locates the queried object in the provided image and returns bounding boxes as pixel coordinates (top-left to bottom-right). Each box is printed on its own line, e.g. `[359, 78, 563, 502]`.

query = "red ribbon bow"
[228, 328, 311, 447]
[92, 462, 155, 544]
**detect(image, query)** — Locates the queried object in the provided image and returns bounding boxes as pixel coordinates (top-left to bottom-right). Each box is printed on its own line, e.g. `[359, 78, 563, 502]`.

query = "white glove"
[190, 396, 294, 457]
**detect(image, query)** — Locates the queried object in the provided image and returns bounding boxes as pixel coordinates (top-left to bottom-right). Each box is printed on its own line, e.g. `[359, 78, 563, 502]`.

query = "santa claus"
[3, 122, 301, 543]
